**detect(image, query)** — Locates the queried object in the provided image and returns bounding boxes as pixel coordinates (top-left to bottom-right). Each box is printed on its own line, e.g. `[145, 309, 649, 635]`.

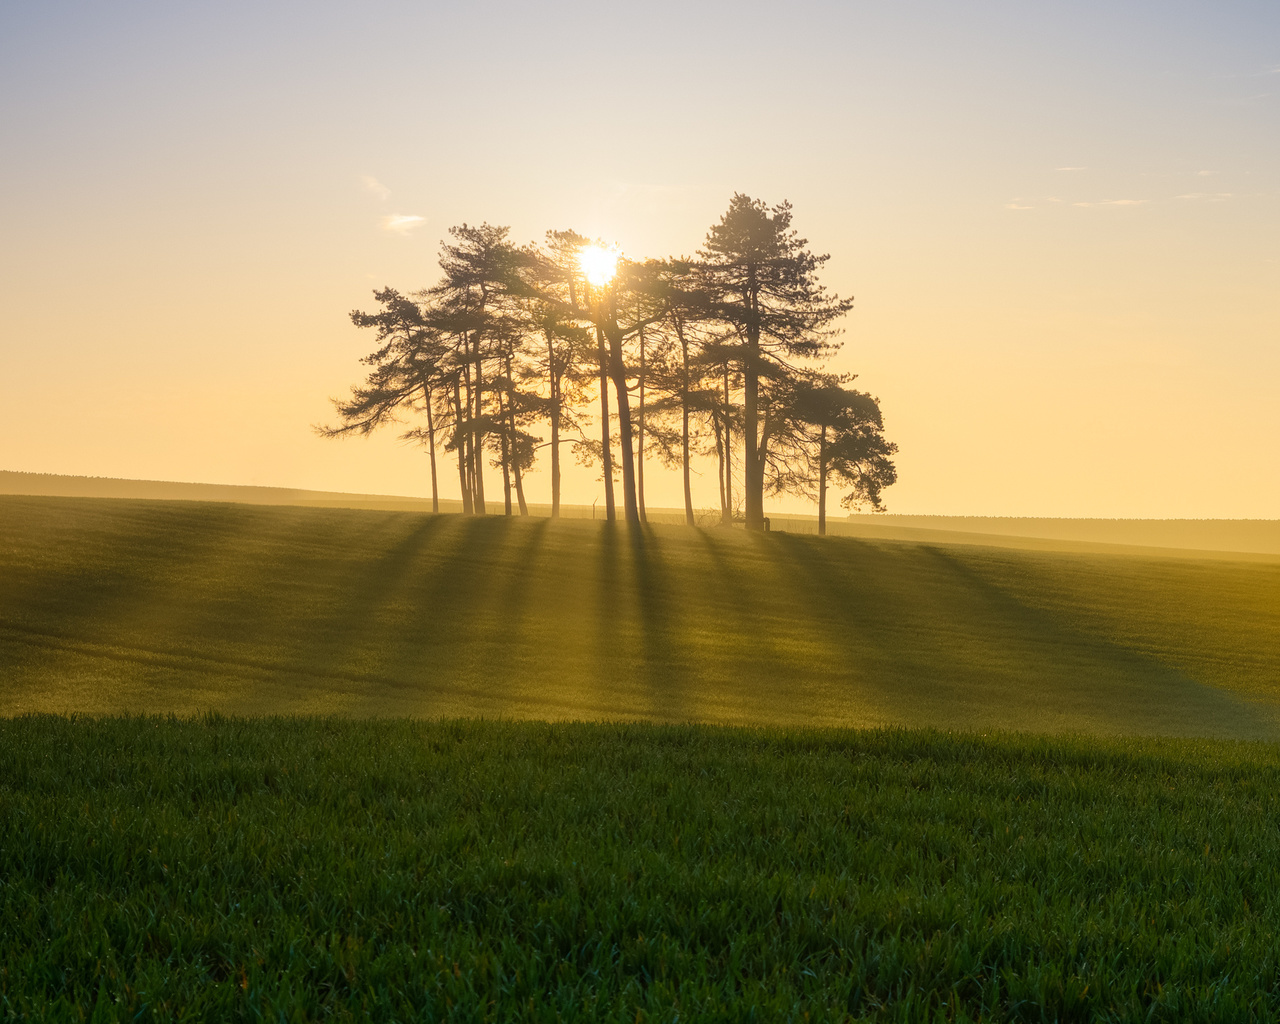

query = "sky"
[1, 0, 1277, 518]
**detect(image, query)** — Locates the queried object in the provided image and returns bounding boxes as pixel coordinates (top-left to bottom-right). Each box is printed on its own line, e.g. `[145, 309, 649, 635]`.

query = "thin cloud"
[1213, 66, 1280, 79]
[1176, 192, 1233, 201]
[1005, 202, 1034, 210]
[1196, 170, 1214, 176]
[1074, 199, 1147, 207]
[382, 214, 425, 235]
[1056, 166, 1086, 172]
[362, 176, 392, 201]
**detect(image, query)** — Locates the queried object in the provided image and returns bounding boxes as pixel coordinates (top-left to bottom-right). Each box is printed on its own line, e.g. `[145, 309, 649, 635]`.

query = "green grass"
[3, 496, 1280, 736]
[7, 499, 1280, 1018]
[5, 716, 1280, 1021]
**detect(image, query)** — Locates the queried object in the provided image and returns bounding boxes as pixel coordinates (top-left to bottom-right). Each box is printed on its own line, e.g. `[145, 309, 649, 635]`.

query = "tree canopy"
[321, 196, 895, 532]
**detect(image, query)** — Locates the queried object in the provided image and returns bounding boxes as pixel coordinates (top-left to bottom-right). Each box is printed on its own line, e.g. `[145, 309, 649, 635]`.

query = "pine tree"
[699, 195, 851, 530]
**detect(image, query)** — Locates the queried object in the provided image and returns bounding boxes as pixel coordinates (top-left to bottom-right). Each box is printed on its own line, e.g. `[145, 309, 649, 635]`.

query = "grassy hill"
[8, 718, 1280, 1021]
[3, 495, 1279, 737]
[8, 495, 1280, 1018]
[8, 470, 1280, 553]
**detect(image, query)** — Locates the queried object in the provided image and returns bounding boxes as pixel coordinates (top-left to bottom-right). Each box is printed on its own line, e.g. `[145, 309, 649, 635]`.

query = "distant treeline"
[322, 195, 895, 535]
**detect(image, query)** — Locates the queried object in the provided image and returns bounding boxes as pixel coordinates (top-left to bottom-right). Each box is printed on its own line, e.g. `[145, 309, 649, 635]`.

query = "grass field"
[5, 717, 1280, 1021]
[6, 497, 1280, 1019]
[9, 470, 1280, 554]
[3, 495, 1280, 736]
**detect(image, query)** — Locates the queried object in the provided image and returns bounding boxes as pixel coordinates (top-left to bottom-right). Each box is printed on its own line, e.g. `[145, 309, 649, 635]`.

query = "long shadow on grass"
[595, 522, 624, 685]
[920, 546, 1273, 732]
[9, 511, 463, 700]
[770, 533, 1271, 737]
[625, 525, 688, 720]
[691, 529, 801, 674]
[0, 500, 254, 643]
[0, 501, 311, 692]
[322, 515, 555, 706]
[267, 513, 451, 684]
[589, 523, 691, 719]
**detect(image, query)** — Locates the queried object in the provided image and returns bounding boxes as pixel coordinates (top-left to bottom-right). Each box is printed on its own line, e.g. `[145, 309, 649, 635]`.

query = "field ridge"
[3, 495, 1279, 737]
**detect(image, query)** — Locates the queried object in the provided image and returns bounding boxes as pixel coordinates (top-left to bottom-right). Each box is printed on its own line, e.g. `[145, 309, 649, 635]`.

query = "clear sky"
[2, 0, 1277, 517]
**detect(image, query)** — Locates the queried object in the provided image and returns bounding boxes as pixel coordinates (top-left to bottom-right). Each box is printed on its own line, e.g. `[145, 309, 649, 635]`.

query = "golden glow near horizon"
[578, 245, 620, 287]
[3, 3, 1278, 519]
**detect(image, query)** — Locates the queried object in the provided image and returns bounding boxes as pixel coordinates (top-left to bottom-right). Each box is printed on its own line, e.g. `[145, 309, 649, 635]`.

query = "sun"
[578, 244, 619, 286]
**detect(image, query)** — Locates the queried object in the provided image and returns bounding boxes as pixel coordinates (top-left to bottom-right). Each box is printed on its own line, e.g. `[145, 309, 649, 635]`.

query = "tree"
[699, 195, 852, 531]
[427, 223, 524, 515]
[523, 237, 670, 525]
[586, 255, 644, 524]
[318, 287, 451, 513]
[640, 259, 721, 526]
[323, 201, 894, 526]
[773, 374, 897, 535]
[512, 286, 590, 519]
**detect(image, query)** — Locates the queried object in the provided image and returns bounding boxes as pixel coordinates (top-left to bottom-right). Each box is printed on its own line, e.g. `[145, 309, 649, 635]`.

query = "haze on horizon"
[1, 0, 1277, 519]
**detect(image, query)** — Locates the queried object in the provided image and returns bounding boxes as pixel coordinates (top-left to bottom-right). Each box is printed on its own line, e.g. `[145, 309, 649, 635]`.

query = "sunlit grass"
[6, 498, 1280, 1018]
[5, 716, 1280, 1020]
[2, 496, 1279, 735]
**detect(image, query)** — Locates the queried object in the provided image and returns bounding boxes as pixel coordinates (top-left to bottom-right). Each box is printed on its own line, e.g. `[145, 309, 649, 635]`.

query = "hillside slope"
[8, 471, 1280, 554]
[2, 496, 1279, 736]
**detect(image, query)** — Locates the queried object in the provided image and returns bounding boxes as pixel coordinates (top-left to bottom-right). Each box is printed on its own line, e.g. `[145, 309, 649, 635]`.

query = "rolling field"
[6, 717, 1280, 1021]
[6, 497, 1280, 1019]
[2, 495, 1280, 735]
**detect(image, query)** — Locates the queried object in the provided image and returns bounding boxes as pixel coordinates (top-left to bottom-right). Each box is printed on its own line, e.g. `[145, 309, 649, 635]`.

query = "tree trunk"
[454, 379, 472, 516]
[722, 366, 733, 525]
[596, 325, 615, 521]
[424, 386, 439, 514]
[499, 391, 513, 517]
[472, 335, 486, 515]
[637, 325, 647, 524]
[743, 271, 764, 531]
[499, 356, 513, 517]
[514, 462, 529, 515]
[818, 423, 828, 537]
[713, 405, 726, 520]
[508, 354, 527, 516]
[548, 334, 561, 519]
[678, 321, 693, 526]
[604, 321, 639, 523]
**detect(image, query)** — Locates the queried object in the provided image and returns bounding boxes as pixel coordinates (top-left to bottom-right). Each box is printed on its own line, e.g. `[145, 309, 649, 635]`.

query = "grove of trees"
[320, 194, 896, 535]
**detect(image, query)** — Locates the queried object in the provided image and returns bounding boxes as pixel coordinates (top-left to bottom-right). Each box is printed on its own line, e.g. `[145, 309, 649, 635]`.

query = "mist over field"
[3, 0, 1279, 1018]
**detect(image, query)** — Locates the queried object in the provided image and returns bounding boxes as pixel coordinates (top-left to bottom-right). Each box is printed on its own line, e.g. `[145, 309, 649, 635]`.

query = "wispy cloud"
[1213, 65, 1280, 80]
[1005, 202, 1034, 210]
[1176, 192, 1233, 201]
[1073, 199, 1147, 207]
[1056, 166, 1086, 172]
[362, 176, 392, 201]
[382, 214, 424, 235]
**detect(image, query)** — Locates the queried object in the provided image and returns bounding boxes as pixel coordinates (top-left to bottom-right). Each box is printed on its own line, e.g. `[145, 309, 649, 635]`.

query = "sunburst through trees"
[320, 195, 897, 534]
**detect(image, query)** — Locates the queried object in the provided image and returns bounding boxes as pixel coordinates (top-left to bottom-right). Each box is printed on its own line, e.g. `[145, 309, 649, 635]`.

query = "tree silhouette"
[771, 374, 898, 535]
[425, 223, 527, 515]
[319, 287, 451, 512]
[699, 195, 852, 531]
[324, 200, 894, 531]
